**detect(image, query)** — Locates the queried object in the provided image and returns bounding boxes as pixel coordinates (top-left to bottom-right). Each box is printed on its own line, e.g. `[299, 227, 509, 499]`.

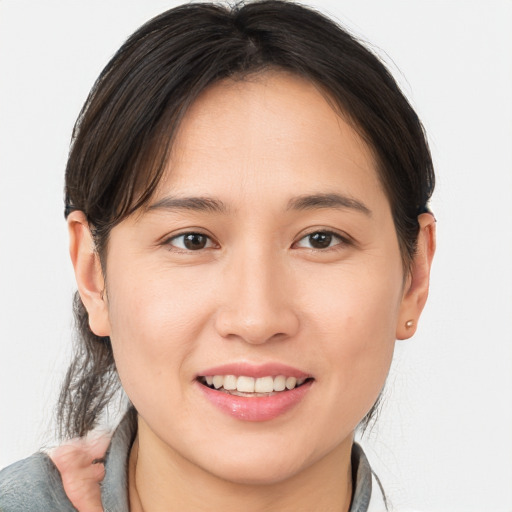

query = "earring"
[405, 320, 414, 328]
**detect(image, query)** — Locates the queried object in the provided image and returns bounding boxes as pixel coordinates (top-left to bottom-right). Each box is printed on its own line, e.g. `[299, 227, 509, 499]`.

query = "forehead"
[153, 71, 383, 209]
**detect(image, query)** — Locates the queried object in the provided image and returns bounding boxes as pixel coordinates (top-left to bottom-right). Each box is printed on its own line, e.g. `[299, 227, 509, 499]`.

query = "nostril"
[214, 298, 300, 345]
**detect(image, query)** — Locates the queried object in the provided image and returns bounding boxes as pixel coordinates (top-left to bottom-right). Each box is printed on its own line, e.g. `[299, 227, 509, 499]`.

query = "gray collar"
[101, 409, 137, 512]
[350, 443, 372, 512]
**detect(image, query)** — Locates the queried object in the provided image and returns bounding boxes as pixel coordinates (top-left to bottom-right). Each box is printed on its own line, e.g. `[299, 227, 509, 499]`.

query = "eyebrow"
[147, 192, 371, 216]
[148, 196, 229, 214]
[287, 193, 372, 216]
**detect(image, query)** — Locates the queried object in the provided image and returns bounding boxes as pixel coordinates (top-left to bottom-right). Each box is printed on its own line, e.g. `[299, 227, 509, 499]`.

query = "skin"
[68, 71, 435, 511]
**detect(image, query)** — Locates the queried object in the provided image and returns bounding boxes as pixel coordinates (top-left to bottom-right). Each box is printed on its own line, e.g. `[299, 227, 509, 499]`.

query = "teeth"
[237, 376, 255, 393]
[255, 376, 274, 393]
[285, 376, 297, 390]
[201, 374, 308, 393]
[223, 375, 237, 390]
[273, 375, 286, 391]
[212, 375, 223, 389]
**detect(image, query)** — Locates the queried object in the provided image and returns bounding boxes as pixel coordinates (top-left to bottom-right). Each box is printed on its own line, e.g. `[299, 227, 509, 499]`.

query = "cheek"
[302, 258, 402, 418]
[104, 264, 216, 406]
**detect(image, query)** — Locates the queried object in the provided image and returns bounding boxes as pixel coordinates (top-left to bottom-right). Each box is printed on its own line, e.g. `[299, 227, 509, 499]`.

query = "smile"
[198, 375, 311, 396]
[196, 367, 314, 421]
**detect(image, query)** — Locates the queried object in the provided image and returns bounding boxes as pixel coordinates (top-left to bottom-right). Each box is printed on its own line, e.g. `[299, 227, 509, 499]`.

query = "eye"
[167, 232, 214, 251]
[295, 231, 347, 250]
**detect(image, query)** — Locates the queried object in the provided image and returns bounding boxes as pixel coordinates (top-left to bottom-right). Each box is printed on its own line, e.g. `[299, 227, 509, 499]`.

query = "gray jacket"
[0, 412, 372, 511]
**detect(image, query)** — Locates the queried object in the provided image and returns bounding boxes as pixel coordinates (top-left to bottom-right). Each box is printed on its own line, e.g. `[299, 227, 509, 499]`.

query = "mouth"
[197, 374, 314, 397]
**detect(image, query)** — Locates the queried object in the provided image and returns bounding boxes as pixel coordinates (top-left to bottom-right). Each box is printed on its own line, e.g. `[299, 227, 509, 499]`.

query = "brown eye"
[295, 231, 346, 250]
[308, 232, 333, 249]
[169, 233, 212, 251]
[184, 233, 208, 250]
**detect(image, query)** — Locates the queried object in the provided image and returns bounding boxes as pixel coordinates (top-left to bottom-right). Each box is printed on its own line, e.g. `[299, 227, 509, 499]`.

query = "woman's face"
[96, 71, 409, 484]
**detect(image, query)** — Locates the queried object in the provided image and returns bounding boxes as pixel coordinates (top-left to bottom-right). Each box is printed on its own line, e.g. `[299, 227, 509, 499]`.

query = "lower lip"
[197, 380, 313, 422]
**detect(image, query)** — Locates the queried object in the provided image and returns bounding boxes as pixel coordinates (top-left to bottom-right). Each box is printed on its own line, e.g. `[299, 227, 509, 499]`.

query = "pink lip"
[195, 362, 313, 422]
[196, 380, 313, 422]
[197, 362, 310, 379]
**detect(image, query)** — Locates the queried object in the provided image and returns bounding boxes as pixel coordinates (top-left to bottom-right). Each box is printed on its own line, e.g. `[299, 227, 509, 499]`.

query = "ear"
[396, 213, 436, 340]
[67, 211, 110, 337]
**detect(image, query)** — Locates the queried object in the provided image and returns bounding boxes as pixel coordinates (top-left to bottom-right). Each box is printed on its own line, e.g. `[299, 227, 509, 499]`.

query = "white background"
[1, 1, 511, 511]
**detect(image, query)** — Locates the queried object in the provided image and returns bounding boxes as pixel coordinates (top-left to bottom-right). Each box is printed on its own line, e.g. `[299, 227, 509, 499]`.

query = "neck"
[128, 418, 354, 512]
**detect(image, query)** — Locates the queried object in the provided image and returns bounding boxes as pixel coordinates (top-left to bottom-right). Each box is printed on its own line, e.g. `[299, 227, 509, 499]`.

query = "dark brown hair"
[59, 0, 434, 438]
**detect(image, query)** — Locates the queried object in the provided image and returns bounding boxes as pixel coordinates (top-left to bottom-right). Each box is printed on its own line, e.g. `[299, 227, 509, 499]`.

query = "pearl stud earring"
[405, 320, 414, 328]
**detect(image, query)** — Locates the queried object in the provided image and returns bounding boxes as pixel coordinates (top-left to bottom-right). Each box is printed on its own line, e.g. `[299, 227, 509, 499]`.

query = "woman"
[0, 1, 435, 510]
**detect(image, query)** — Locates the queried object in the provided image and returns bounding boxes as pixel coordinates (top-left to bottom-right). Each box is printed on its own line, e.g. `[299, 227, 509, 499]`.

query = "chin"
[208, 458, 305, 486]
[196, 438, 323, 487]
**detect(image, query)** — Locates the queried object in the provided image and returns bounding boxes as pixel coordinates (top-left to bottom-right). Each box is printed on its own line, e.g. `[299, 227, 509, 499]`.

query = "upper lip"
[197, 362, 311, 379]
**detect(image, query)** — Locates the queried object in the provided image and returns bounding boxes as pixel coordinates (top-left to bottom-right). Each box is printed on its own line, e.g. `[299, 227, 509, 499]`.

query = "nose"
[214, 250, 300, 345]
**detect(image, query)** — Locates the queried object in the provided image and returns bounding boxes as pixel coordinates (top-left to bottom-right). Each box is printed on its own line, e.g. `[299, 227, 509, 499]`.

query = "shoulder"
[0, 452, 76, 512]
[0, 410, 135, 512]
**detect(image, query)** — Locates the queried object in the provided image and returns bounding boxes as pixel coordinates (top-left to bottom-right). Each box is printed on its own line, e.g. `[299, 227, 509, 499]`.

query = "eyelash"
[164, 230, 351, 253]
[293, 230, 350, 251]
[165, 232, 216, 252]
